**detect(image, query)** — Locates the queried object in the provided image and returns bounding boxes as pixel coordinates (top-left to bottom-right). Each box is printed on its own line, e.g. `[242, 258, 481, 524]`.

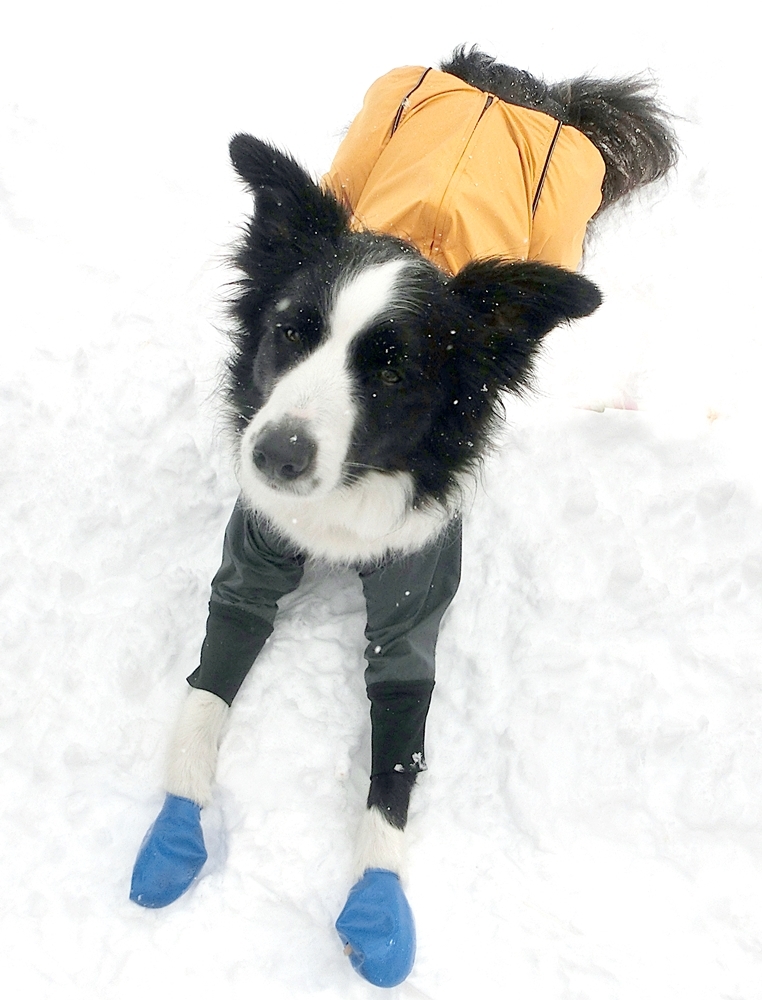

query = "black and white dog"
[131, 48, 676, 988]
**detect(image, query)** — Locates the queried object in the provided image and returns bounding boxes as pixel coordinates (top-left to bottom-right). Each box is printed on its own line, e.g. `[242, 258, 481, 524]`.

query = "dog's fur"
[165, 48, 676, 885]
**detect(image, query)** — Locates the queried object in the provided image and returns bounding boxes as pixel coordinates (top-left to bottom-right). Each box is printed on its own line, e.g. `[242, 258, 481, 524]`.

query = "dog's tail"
[441, 47, 678, 213]
[546, 75, 679, 211]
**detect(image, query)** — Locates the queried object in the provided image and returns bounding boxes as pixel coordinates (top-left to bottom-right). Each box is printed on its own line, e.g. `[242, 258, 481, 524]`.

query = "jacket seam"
[427, 92, 496, 262]
[531, 119, 563, 218]
[389, 66, 432, 137]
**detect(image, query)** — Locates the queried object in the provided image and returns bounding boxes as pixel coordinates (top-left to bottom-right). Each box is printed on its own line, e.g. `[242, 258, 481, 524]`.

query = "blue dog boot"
[335, 868, 416, 988]
[130, 793, 207, 908]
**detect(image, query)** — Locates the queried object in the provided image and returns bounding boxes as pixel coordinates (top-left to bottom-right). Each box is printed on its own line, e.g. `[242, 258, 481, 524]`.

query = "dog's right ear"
[229, 134, 349, 272]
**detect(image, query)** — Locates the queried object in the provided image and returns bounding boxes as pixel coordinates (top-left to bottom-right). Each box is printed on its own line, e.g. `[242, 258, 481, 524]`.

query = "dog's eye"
[379, 368, 402, 385]
[281, 326, 301, 344]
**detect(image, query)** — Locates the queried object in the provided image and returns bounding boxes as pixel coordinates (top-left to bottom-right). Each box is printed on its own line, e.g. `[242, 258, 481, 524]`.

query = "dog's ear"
[229, 134, 349, 275]
[451, 259, 602, 337]
[449, 259, 602, 391]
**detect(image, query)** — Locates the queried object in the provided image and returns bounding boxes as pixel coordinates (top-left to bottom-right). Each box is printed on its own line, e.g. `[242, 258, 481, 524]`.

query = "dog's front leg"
[355, 769, 415, 878]
[129, 688, 229, 908]
[130, 501, 305, 908]
[165, 687, 230, 806]
[336, 523, 462, 987]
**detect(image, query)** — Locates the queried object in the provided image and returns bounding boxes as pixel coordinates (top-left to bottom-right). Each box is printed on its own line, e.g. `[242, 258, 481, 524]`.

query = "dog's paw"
[335, 868, 415, 988]
[130, 793, 207, 908]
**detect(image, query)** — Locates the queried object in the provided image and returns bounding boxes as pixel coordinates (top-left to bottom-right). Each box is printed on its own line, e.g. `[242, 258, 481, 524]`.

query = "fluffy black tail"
[546, 75, 679, 209]
[441, 46, 678, 212]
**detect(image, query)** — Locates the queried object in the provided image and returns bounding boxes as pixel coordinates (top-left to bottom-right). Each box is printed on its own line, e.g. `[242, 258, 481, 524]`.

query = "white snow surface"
[2, 3, 762, 998]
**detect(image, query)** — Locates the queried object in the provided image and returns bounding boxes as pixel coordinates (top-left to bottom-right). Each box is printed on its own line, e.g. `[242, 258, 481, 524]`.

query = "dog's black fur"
[134, 47, 677, 973]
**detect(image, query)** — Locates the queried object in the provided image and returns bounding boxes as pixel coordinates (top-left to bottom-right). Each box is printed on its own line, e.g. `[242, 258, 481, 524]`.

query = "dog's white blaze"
[240, 351, 355, 497]
[240, 260, 407, 496]
[327, 258, 408, 355]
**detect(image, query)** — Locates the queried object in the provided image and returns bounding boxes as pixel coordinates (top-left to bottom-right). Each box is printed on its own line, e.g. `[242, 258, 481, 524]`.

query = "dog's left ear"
[451, 258, 602, 336]
[449, 258, 602, 390]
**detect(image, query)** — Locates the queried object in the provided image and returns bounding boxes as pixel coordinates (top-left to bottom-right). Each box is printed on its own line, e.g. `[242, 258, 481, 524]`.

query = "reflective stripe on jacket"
[324, 66, 605, 274]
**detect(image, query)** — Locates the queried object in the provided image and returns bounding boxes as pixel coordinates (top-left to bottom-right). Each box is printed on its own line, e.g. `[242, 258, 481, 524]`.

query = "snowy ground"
[2, 2, 762, 998]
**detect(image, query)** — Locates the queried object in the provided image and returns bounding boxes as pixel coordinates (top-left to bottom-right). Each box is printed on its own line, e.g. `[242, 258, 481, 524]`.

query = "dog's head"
[226, 135, 601, 534]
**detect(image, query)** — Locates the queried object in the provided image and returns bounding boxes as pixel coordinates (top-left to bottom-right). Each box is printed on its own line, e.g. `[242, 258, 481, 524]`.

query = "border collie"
[130, 47, 677, 988]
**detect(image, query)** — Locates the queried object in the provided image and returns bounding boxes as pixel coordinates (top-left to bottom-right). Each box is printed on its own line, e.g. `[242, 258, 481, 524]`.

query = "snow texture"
[2, 2, 761, 997]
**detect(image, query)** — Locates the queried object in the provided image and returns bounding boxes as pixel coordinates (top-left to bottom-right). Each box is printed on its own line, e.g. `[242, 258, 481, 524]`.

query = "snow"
[2, 2, 761, 997]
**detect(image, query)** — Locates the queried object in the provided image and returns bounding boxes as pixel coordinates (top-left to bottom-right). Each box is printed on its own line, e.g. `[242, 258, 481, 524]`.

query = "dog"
[130, 47, 677, 988]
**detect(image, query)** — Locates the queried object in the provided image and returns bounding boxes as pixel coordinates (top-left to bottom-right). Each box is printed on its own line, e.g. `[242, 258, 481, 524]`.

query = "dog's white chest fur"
[237, 465, 457, 563]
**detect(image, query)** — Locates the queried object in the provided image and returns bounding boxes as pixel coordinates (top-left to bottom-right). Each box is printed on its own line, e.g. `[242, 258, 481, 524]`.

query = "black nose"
[252, 422, 317, 484]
